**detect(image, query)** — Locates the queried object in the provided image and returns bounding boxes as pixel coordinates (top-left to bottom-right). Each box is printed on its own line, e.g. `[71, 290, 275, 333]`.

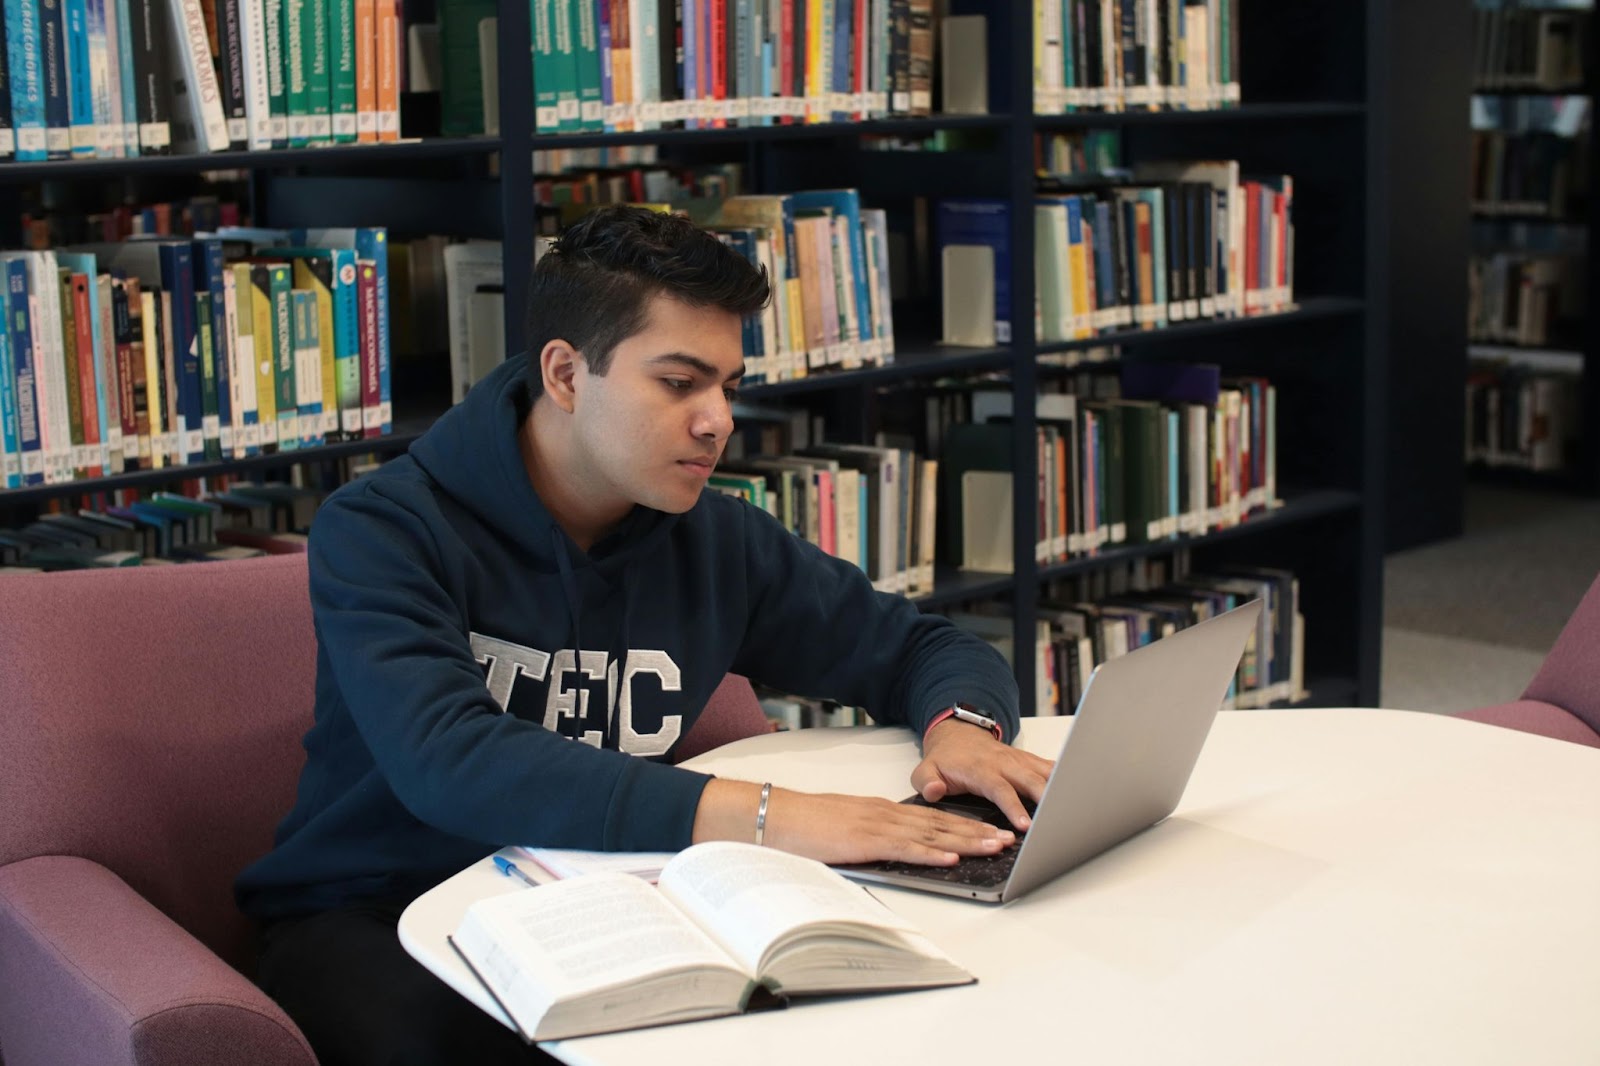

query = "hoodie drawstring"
[552, 526, 635, 749]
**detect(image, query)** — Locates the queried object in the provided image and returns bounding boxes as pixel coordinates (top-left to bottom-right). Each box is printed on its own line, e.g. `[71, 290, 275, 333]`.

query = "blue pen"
[492, 855, 540, 889]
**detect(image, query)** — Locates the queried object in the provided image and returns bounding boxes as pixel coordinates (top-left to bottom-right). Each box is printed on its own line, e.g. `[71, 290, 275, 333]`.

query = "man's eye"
[722, 388, 739, 404]
[663, 379, 692, 391]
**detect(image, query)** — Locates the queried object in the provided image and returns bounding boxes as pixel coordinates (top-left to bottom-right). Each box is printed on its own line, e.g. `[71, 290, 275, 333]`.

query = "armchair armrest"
[0, 855, 316, 1066]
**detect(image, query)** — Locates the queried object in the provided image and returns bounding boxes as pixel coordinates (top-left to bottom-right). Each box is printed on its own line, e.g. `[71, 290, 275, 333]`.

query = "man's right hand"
[692, 778, 1014, 866]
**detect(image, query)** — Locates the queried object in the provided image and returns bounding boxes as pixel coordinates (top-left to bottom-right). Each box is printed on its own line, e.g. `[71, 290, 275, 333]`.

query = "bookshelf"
[1465, 0, 1598, 496]
[0, 0, 1389, 713]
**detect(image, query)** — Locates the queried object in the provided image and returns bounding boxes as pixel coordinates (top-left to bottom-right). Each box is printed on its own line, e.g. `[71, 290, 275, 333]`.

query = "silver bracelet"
[755, 782, 772, 846]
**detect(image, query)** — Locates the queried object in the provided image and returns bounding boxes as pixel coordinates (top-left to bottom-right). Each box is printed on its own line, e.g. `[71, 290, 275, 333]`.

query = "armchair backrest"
[1521, 571, 1600, 736]
[0, 553, 771, 976]
[0, 554, 317, 972]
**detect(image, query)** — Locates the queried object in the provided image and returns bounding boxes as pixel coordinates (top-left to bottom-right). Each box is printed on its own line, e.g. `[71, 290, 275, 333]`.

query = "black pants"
[257, 899, 557, 1066]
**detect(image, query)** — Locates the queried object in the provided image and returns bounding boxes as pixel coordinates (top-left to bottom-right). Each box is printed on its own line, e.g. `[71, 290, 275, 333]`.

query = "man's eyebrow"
[647, 352, 746, 382]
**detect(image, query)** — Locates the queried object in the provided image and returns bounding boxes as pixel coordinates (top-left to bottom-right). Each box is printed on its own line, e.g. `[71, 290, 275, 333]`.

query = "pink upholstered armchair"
[0, 553, 768, 1066]
[1456, 572, 1600, 748]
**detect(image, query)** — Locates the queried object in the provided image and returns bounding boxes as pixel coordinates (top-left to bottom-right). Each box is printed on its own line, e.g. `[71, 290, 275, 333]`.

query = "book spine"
[92, 273, 122, 469]
[284, 0, 305, 142]
[356, 257, 379, 437]
[195, 239, 232, 456]
[303, 0, 327, 140]
[372, 0, 393, 137]
[234, 0, 268, 144]
[111, 0, 136, 150]
[597, 0, 614, 128]
[0, 280, 18, 487]
[289, 287, 321, 446]
[351, 0, 370, 138]
[5, 260, 43, 484]
[62, 0, 93, 153]
[554, 0, 580, 132]
[66, 272, 102, 476]
[574, 0, 601, 129]
[222, 263, 258, 454]
[240, 262, 275, 449]
[125, 0, 167, 152]
[84, 0, 115, 156]
[168, 0, 229, 150]
[532, 0, 557, 130]
[195, 289, 221, 459]
[37, 0, 67, 155]
[110, 277, 140, 464]
[260, 0, 284, 142]
[7, 0, 47, 159]
[331, 248, 359, 438]
[215, 0, 248, 144]
[353, 226, 389, 432]
[326, 0, 351, 138]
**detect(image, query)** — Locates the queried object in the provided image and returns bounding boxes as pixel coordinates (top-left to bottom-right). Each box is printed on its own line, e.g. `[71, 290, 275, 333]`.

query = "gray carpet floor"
[1380, 485, 1600, 714]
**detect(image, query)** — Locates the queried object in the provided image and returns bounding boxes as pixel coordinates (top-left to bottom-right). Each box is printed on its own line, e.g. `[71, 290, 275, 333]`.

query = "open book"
[450, 842, 974, 1042]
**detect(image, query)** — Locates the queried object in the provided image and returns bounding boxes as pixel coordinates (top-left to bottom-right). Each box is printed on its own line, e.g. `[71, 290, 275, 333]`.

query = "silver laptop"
[838, 599, 1263, 903]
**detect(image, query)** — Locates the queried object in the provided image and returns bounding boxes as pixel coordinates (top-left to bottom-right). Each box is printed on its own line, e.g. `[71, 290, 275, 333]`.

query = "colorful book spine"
[215, 0, 248, 145]
[574, 0, 602, 130]
[532, 0, 557, 130]
[236, 0, 271, 146]
[285, 0, 308, 143]
[7, 0, 48, 159]
[195, 289, 222, 460]
[327, 0, 354, 139]
[61, 0, 94, 154]
[0, 281, 18, 488]
[37, 0, 68, 156]
[261, 0, 286, 143]
[353, 0, 373, 139]
[553, 0, 580, 132]
[304, 0, 329, 140]
[289, 287, 321, 446]
[356, 258, 379, 437]
[111, 0, 136, 151]
[373, 0, 394, 137]
[84, 0, 117, 157]
[5, 257, 43, 484]
[221, 263, 260, 455]
[238, 262, 275, 450]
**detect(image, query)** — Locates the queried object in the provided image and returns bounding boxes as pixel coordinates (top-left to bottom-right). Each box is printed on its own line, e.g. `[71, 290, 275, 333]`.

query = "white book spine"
[167, 0, 231, 151]
[238, 0, 273, 147]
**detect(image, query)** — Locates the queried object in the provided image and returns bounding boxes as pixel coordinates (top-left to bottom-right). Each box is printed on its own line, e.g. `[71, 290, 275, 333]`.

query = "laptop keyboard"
[844, 793, 1034, 888]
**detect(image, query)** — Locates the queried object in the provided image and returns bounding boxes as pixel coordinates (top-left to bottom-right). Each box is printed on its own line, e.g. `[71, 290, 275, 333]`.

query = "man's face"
[568, 294, 745, 516]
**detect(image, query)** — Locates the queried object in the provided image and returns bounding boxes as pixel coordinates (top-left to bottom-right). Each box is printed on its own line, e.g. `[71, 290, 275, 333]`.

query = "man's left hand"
[910, 720, 1055, 832]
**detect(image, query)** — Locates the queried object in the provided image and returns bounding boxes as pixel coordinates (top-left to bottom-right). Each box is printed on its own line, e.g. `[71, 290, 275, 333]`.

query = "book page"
[657, 842, 917, 976]
[517, 847, 678, 882]
[459, 872, 740, 999]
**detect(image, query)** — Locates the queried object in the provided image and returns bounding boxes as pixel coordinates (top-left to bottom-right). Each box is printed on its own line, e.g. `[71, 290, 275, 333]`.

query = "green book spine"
[328, 0, 356, 140]
[440, 0, 496, 134]
[196, 292, 221, 461]
[532, 0, 558, 131]
[285, 0, 309, 145]
[552, 0, 580, 132]
[262, 0, 289, 144]
[268, 265, 297, 451]
[305, 0, 332, 141]
[574, 0, 603, 131]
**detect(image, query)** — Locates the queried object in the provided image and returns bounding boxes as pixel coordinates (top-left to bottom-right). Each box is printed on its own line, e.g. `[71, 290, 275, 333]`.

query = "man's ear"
[539, 340, 582, 413]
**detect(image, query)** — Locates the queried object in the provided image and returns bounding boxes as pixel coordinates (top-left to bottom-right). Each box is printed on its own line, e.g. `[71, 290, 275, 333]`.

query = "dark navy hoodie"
[236, 355, 1020, 919]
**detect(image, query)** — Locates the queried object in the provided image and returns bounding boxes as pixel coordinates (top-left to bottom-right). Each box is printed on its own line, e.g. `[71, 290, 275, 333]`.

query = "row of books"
[1468, 252, 1580, 350]
[711, 441, 936, 600]
[0, 477, 324, 569]
[942, 367, 1277, 574]
[1472, 6, 1589, 92]
[1465, 358, 1580, 474]
[1470, 130, 1586, 219]
[527, 0, 937, 135]
[0, 0, 403, 162]
[23, 192, 247, 251]
[1033, 555, 1304, 713]
[1033, 130, 1121, 181]
[1032, 0, 1241, 115]
[1033, 166, 1294, 344]
[449, 190, 898, 400]
[0, 226, 392, 489]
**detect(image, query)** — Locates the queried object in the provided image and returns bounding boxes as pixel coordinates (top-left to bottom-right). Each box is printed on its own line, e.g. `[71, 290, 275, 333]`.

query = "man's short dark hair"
[526, 205, 771, 378]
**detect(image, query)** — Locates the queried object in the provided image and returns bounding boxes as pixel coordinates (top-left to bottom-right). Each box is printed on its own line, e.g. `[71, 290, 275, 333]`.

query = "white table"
[399, 709, 1600, 1065]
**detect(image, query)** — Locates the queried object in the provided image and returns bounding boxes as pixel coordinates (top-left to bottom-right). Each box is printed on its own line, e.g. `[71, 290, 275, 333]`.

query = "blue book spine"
[7, 0, 48, 158]
[596, 0, 612, 131]
[112, 0, 134, 153]
[829, 0, 847, 121]
[157, 242, 203, 463]
[934, 196, 1011, 342]
[0, 281, 19, 488]
[36, 0, 67, 155]
[680, 0, 694, 129]
[1092, 199, 1115, 328]
[4, 258, 42, 485]
[1063, 194, 1084, 336]
[329, 247, 360, 438]
[353, 228, 390, 433]
[760, 37, 771, 127]
[61, 0, 93, 155]
[1143, 188, 1168, 327]
[193, 238, 234, 455]
[83, 0, 111, 155]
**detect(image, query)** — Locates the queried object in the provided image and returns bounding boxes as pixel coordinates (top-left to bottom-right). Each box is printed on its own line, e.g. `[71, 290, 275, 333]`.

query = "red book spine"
[357, 261, 382, 439]
[1243, 182, 1260, 315]
[710, 0, 727, 129]
[71, 273, 104, 477]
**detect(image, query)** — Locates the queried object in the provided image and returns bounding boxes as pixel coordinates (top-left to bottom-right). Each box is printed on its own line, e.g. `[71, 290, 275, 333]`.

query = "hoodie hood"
[408, 354, 681, 580]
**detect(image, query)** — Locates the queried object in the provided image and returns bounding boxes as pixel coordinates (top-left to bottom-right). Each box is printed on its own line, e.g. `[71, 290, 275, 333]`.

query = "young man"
[238, 206, 1054, 1066]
